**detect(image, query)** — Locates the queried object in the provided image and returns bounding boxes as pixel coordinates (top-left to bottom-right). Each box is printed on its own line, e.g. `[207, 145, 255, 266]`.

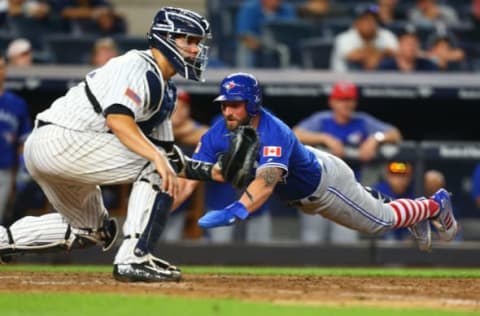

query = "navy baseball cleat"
[113, 262, 181, 282]
[0, 254, 12, 264]
[408, 219, 431, 252]
[430, 189, 458, 241]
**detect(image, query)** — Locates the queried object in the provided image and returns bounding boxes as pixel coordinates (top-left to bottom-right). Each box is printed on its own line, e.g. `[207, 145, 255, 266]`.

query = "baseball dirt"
[0, 272, 479, 311]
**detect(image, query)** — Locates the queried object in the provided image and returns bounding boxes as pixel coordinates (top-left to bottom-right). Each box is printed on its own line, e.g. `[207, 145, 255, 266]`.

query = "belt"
[36, 120, 52, 128]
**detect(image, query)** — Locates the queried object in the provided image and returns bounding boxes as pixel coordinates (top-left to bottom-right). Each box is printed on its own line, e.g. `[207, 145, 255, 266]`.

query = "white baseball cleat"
[113, 254, 181, 282]
[430, 188, 458, 241]
[408, 219, 432, 252]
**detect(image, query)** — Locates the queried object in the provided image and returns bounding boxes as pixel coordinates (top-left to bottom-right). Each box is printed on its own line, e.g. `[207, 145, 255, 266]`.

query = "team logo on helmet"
[223, 81, 237, 91]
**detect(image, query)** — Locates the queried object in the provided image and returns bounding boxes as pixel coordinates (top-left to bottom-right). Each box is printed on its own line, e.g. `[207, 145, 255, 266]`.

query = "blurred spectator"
[89, 37, 118, 67]
[297, 0, 346, 22]
[55, 0, 126, 35]
[8, 0, 50, 20]
[5, 0, 62, 51]
[0, 54, 32, 224]
[163, 89, 209, 241]
[293, 81, 402, 244]
[235, 0, 296, 68]
[2, 153, 47, 226]
[377, 0, 405, 27]
[0, 0, 6, 27]
[293, 81, 402, 165]
[6, 38, 33, 67]
[426, 34, 465, 70]
[424, 169, 445, 197]
[171, 89, 208, 147]
[377, 27, 438, 71]
[330, 4, 398, 72]
[408, 0, 459, 28]
[373, 161, 414, 241]
[473, 0, 480, 35]
[472, 164, 480, 208]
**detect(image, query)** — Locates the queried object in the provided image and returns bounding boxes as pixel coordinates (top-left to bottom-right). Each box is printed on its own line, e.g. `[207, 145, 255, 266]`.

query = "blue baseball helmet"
[214, 73, 262, 116]
[148, 7, 211, 82]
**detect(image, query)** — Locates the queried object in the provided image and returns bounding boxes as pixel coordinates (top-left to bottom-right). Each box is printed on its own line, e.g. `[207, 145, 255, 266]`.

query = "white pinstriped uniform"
[0, 50, 176, 263]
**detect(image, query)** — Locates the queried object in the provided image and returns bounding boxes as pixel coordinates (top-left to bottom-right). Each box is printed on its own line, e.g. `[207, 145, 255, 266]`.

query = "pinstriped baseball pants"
[23, 124, 147, 229]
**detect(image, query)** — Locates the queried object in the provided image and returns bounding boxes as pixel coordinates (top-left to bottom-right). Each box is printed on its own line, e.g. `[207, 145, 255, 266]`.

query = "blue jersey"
[373, 180, 415, 200]
[202, 114, 270, 215]
[377, 57, 439, 71]
[236, 0, 296, 38]
[296, 111, 393, 147]
[194, 109, 321, 201]
[0, 91, 32, 169]
[296, 110, 394, 179]
[472, 164, 480, 202]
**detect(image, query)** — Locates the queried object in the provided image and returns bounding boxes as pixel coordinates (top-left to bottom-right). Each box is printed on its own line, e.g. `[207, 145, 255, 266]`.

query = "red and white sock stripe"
[389, 199, 440, 228]
[443, 211, 455, 230]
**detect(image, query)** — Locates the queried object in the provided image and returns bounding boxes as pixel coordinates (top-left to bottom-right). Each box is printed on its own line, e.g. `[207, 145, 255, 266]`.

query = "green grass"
[2, 264, 480, 278]
[0, 293, 477, 316]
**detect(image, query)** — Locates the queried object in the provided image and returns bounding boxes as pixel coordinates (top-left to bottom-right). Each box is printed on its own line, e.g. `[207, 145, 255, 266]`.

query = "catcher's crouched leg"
[0, 213, 119, 263]
[113, 178, 181, 282]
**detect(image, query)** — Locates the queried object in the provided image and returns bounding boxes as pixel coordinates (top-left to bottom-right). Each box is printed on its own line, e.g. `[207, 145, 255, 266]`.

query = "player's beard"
[225, 115, 250, 131]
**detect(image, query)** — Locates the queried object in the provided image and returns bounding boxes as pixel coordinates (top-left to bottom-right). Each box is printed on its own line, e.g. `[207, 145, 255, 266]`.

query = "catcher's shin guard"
[134, 191, 172, 257]
[0, 214, 118, 262]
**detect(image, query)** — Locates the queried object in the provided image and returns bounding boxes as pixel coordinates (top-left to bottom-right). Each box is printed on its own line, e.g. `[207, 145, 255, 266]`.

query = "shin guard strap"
[6, 228, 14, 245]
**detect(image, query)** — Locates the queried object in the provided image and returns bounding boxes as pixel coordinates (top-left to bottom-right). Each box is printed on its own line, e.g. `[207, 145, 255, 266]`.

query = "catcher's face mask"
[148, 7, 211, 82]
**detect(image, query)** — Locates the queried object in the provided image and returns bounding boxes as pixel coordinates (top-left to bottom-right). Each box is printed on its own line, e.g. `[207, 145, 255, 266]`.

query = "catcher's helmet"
[148, 7, 211, 82]
[214, 72, 262, 116]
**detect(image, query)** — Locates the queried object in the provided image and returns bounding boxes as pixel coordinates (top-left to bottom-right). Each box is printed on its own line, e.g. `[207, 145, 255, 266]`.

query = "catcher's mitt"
[220, 125, 260, 189]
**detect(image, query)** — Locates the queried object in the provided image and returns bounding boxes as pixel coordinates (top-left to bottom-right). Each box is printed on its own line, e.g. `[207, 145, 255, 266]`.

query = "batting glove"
[198, 201, 249, 228]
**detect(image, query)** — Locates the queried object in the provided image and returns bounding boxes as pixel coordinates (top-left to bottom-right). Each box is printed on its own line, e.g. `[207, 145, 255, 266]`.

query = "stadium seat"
[0, 34, 14, 54]
[6, 16, 64, 51]
[321, 17, 353, 38]
[216, 1, 243, 66]
[44, 35, 97, 64]
[114, 35, 148, 53]
[262, 20, 318, 67]
[300, 37, 334, 69]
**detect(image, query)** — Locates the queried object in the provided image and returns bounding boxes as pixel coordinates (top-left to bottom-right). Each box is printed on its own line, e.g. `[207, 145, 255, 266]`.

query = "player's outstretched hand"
[153, 154, 178, 198]
[198, 201, 249, 228]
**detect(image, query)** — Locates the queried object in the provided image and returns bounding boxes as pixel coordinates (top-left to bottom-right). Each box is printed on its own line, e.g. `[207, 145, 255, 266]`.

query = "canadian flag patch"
[263, 146, 282, 157]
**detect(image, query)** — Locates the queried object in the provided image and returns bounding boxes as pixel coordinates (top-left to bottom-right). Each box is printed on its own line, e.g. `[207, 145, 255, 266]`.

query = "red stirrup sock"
[388, 199, 440, 228]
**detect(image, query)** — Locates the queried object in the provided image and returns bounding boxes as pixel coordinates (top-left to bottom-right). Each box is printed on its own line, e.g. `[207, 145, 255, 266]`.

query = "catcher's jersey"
[37, 50, 175, 141]
[194, 109, 322, 201]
